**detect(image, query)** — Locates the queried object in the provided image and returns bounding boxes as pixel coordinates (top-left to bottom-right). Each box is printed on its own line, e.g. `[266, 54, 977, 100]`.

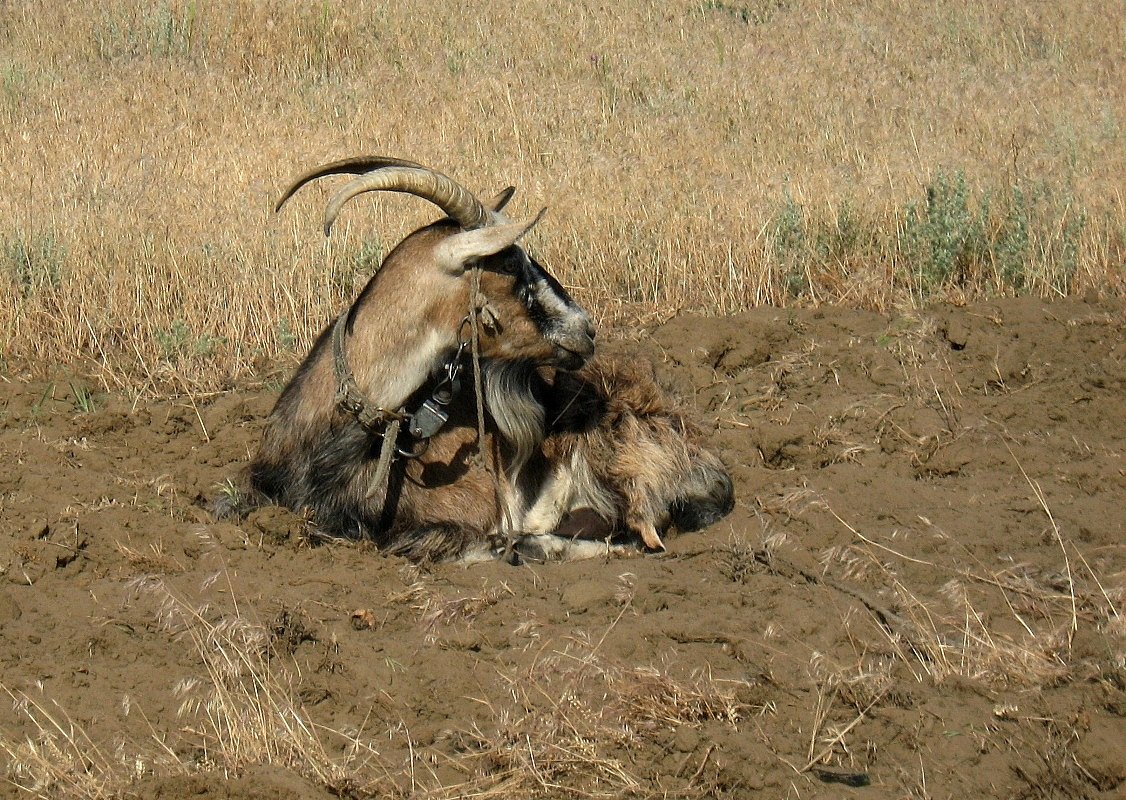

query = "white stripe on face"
[524, 255, 591, 336]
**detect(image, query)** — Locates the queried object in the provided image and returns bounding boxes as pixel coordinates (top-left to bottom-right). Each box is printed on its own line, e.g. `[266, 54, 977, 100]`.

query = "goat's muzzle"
[552, 317, 596, 370]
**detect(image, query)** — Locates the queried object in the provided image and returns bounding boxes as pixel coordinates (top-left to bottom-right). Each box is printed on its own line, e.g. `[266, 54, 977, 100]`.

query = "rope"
[468, 266, 512, 543]
[468, 266, 489, 463]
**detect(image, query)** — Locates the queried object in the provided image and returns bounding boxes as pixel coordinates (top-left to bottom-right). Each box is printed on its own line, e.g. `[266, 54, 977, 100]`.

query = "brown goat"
[224, 156, 596, 561]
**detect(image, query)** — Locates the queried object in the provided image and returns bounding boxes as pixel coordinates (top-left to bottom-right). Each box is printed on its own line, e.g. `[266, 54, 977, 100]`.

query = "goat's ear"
[435, 209, 546, 274]
[489, 186, 516, 213]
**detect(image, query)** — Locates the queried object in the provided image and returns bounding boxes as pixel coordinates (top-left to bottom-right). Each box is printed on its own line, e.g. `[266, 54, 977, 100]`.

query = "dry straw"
[1, 1, 1121, 390]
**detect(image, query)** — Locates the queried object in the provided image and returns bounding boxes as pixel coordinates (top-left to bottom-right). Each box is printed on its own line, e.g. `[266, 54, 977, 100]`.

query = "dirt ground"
[0, 295, 1123, 799]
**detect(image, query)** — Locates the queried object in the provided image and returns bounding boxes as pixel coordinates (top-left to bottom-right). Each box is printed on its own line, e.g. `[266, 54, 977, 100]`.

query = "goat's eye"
[494, 253, 523, 276]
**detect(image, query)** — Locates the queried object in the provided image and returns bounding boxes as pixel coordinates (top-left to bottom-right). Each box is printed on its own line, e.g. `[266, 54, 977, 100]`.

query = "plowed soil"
[1, 296, 1123, 799]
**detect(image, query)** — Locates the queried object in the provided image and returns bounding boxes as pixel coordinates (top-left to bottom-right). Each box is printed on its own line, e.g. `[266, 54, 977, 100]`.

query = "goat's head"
[277, 156, 595, 383]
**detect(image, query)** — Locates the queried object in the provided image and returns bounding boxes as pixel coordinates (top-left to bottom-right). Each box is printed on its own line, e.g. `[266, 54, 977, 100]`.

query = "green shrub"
[899, 170, 990, 296]
[4, 232, 64, 298]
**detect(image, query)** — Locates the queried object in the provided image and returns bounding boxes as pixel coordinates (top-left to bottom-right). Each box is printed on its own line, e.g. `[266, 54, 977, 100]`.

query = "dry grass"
[1, 572, 379, 799]
[151, 584, 354, 789]
[0, 574, 758, 799]
[1, 1, 1121, 390]
[741, 498, 1123, 783]
[0, 682, 152, 799]
[382, 574, 515, 643]
[423, 615, 757, 799]
[812, 497, 1123, 689]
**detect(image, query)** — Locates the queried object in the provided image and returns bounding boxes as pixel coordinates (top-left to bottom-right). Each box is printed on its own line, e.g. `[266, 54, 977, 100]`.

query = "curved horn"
[274, 156, 425, 213]
[322, 166, 491, 235]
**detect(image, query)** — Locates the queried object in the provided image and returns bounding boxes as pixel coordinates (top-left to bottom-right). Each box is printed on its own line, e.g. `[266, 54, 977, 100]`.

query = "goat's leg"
[627, 514, 667, 552]
[622, 475, 669, 551]
[508, 532, 640, 563]
[521, 465, 574, 535]
[506, 464, 577, 562]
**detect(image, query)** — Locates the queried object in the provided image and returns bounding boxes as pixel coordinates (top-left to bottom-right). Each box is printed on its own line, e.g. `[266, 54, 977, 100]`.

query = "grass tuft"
[438, 623, 756, 797]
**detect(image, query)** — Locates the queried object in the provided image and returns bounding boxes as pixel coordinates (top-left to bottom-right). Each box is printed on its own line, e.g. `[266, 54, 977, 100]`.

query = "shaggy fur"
[517, 357, 735, 557]
[227, 351, 734, 563]
[377, 355, 736, 562]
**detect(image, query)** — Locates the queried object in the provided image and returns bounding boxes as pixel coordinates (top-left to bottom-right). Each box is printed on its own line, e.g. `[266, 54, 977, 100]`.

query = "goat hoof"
[502, 538, 522, 566]
[507, 534, 557, 564]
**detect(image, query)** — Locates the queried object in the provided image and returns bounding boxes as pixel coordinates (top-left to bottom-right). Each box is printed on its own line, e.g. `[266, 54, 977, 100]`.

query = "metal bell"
[409, 399, 449, 439]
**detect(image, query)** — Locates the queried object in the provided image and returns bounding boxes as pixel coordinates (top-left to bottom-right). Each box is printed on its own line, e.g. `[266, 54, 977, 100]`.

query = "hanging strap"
[366, 417, 401, 501]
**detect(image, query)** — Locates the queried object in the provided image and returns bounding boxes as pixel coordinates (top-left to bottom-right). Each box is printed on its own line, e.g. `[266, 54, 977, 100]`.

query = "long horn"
[321, 166, 491, 235]
[274, 156, 424, 213]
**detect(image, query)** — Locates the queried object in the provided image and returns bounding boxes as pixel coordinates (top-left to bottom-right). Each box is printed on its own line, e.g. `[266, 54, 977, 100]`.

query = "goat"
[228, 156, 596, 560]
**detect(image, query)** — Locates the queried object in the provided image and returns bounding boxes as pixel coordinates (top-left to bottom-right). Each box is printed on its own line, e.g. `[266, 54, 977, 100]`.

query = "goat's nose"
[585, 320, 597, 341]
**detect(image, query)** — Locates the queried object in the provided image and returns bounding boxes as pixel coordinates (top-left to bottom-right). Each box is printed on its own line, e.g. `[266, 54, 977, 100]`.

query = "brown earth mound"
[1, 296, 1123, 799]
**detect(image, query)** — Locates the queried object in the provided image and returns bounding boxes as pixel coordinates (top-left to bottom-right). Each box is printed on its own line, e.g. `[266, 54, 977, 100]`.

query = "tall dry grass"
[1, 0, 1122, 389]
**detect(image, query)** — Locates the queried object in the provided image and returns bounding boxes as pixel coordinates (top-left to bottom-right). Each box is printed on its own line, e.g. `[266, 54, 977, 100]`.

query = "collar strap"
[331, 311, 404, 433]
